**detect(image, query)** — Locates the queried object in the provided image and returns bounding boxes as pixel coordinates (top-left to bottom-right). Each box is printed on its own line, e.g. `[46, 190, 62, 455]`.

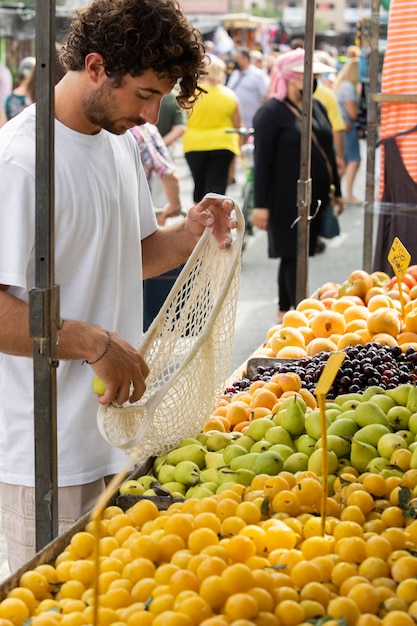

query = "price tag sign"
[388, 237, 411, 319]
[388, 237, 410, 278]
[314, 351, 345, 533]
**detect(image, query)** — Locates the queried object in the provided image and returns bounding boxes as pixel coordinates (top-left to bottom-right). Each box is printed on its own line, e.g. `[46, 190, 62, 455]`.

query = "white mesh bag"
[97, 195, 244, 465]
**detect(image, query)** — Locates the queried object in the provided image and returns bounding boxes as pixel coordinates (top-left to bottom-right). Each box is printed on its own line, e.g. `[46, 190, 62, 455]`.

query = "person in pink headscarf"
[251, 48, 343, 323]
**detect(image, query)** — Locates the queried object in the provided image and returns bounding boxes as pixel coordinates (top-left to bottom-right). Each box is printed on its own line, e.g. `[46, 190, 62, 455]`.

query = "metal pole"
[363, 0, 380, 272]
[295, 0, 315, 304]
[29, 0, 59, 551]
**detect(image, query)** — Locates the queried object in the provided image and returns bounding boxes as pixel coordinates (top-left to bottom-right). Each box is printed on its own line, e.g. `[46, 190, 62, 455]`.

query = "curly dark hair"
[59, 0, 206, 108]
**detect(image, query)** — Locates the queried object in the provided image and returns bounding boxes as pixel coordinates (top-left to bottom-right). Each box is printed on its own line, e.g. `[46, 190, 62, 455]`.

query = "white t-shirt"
[0, 105, 158, 487]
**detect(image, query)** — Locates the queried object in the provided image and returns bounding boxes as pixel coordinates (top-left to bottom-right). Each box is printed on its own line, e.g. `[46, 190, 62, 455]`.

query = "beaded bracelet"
[82, 330, 111, 365]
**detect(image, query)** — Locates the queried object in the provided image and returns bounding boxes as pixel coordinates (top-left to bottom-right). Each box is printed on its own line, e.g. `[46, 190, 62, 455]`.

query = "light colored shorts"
[0, 478, 109, 573]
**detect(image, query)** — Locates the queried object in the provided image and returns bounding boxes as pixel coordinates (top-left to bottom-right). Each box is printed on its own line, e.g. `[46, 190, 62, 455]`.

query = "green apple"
[119, 479, 145, 495]
[92, 375, 106, 395]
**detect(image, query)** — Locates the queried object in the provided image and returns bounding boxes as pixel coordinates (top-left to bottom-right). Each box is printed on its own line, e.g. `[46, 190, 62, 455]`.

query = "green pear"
[315, 435, 351, 459]
[244, 417, 274, 442]
[377, 433, 408, 459]
[410, 446, 417, 470]
[250, 440, 273, 453]
[153, 454, 168, 474]
[366, 456, 392, 474]
[222, 444, 249, 465]
[205, 432, 234, 452]
[138, 475, 158, 490]
[294, 434, 316, 457]
[386, 406, 412, 431]
[186, 485, 216, 499]
[334, 392, 363, 406]
[339, 399, 362, 413]
[157, 463, 177, 484]
[205, 451, 226, 469]
[380, 468, 404, 479]
[396, 429, 414, 446]
[278, 395, 307, 412]
[353, 423, 392, 447]
[409, 414, 417, 435]
[272, 409, 285, 426]
[280, 396, 306, 437]
[234, 468, 256, 486]
[178, 437, 204, 448]
[200, 467, 221, 484]
[217, 468, 239, 484]
[229, 452, 259, 472]
[252, 450, 284, 476]
[166, 444, 206, 468]
[350, 439, 378, 473]
[354, 401, 390, 428]
[161, 481, 187, 496]
[362, 386, 386, 401]
[196, 432, 209, 445]
[325, 402, 342, 411]
[327, 417, 359, 438]
[308, 448, 338, 476]
[264, 425, 296, 449]
[269, 444, 296, 460]
[385, 384, 412, 406]
[305, 410, 330, 440]
[283, 452, 309, 473]
[236, 435, 256, 452]
[119, 479, 145, 496]
[143, 489, 157, 496]
[173, 460, 201, 486]
[406, 385, 417, 413]
[216, 481, 239, 494]
[325, 408, 341, 423]
[202, 482, 219, 494]
[409, 441, 417, 452]
[339, 409, 357, 422]
[368, 393, 396, 414]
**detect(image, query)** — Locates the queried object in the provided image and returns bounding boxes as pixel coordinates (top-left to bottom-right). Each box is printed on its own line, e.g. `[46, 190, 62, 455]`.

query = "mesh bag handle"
[97, 195, 244, 465]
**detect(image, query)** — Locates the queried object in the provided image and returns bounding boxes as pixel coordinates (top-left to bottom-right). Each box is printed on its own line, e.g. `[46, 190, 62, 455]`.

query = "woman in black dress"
[252, 48, 343, 323]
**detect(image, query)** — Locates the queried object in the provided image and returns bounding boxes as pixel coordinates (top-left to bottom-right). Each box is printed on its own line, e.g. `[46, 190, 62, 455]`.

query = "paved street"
[0, 140, 371, 582]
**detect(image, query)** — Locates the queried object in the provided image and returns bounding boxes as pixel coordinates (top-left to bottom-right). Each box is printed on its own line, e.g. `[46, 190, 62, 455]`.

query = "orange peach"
[345, 319, 368, 333]
[397, 330, 417, 345]
[269, 327, 305, 355]
[296, 298, 326, 312]
[370, 333, 399, 347]
[367, 307, 401, 338]
[343, 304, 370, 324]
[309, 310, 346, 338]
[306, 337, 338, 356]
[337, 333, 365, 350]
[276, 346, 306, 359]
[281, 310, 309, 328]
[367, 294, 396, 312]
[405, 309, 417, 333]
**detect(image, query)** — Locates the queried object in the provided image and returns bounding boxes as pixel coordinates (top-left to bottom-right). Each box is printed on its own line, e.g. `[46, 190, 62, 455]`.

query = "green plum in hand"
[92, 375, 106, 396]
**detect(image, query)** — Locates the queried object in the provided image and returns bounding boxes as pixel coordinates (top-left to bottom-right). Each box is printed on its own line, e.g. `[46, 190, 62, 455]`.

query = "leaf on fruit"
[261, 496, 271, 517]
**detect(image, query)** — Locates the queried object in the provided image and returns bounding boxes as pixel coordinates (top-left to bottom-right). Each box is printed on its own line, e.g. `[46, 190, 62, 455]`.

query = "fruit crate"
[0, 457, 155, 600]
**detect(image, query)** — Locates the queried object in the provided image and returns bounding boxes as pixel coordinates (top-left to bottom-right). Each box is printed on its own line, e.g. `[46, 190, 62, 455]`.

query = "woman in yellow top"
[182, 54, 242, 202]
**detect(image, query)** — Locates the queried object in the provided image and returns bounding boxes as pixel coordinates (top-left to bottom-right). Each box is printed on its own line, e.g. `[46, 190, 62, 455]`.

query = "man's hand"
[186, 194, 237, 250]
[91, 331, 149, 406]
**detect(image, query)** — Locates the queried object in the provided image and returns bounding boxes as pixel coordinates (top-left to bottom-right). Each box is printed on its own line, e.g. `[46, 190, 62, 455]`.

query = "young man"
[0, 0, 236, 571]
